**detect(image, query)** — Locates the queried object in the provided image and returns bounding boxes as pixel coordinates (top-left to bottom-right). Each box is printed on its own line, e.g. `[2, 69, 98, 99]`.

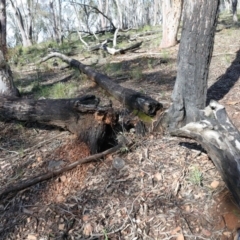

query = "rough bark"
[160, 0, 183, 49]
[39, 52, 162, 116]
[172, 100, 240, 207]
[162, 0, 219, 130]
[0, 95, 118, 153]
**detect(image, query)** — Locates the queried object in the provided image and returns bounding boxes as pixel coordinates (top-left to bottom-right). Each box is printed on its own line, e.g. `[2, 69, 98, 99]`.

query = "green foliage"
[188, 166, 202, 186]
[103, 62, 123, 76]
[130, 67, 143, 80]
[32, 81, 79, 99]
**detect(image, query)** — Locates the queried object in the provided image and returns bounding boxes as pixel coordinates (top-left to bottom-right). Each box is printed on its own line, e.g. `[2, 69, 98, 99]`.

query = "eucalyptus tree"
[0, 0, 19, 96]
[8, 0, 33, 47]
[160, 0, 183, 49]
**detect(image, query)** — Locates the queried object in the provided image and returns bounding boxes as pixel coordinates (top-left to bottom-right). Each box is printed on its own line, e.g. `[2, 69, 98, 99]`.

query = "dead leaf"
[26, 234, 37, 240]
[176, 233, 185, 240]
[59, 224, 65, 230]
[154, 172, 162, 181]
[82, 214, 90, 222]
[83, 223, 93, 236]
[227, 101, 238, 105]
[202, 228, 212, 237]
[60, 175, 67, 182]
[210, 180, 220, 189]
[171, 226, 182, 235]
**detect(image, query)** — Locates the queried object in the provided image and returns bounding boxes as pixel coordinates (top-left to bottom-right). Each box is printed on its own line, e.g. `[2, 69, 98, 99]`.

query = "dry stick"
[0, 144, 122, 198]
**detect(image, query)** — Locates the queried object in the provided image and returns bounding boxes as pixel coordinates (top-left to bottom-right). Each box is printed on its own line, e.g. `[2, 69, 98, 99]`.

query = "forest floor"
[0, 16, 240, 240]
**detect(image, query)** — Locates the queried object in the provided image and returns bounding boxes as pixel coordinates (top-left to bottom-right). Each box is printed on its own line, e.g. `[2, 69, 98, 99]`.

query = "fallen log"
[38, 52, 162, 116]
[0, 95, 118, 153]
[172, 100, 240, 206]
[0, 143, 124, 199]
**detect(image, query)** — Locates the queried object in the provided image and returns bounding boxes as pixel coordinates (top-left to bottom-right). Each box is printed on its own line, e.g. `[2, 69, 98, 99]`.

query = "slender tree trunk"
[0, 0, 19, 97]
[9, 0, 32, 47]
[232, 0, 238, 22]
[113, 0, 123, 29]
[162, 0, 219, 130]
[160, 0, 183, 49]
[0, 0, 7, 57]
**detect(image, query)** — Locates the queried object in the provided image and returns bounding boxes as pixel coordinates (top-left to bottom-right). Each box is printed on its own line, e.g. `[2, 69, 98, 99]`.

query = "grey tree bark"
[162, 0, 220, 130]
[232, 0, 238, 22]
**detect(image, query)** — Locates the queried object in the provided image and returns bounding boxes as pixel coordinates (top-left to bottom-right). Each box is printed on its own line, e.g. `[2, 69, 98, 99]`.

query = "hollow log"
[39, 52, 162, 116]
[172, 100, 240, 206]
[0, 95, 118, 153]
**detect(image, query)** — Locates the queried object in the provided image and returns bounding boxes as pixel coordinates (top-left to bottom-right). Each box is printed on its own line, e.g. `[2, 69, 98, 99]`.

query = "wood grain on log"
[172, 100, 240, 206]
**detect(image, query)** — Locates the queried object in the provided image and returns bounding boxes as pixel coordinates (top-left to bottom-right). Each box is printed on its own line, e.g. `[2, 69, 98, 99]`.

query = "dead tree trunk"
[172, 100, 240, 206]
[0, 95, 118, 153]
[39, 52, 162, 116]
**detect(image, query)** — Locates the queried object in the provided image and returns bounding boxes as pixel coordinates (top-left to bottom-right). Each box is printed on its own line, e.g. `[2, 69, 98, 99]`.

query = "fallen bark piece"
[0, 143, 123, 199]
[172, 100, 240, 206]
[38, 52, 162, 116]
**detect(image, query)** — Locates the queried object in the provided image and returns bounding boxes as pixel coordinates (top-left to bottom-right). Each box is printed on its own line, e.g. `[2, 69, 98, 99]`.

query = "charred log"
[39, 52, 162, 116]
[0, 95, 118, 153]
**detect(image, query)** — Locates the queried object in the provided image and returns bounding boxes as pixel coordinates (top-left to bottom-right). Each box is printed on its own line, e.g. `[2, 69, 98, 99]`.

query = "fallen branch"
[0, 143, 123, 198]
[171, 100, 240, 206]
[38, 52, 162, 116]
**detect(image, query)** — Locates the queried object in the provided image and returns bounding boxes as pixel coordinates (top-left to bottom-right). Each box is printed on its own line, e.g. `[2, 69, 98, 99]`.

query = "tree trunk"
[9, 0, 32, 47]
[39, 52, 162, 116]
[162, 0, 219, 130]
[160, 0, 183, 49]
[0, 95, 117, 153]
[232, 0, 238, 22]
[0, 0, 7, 57]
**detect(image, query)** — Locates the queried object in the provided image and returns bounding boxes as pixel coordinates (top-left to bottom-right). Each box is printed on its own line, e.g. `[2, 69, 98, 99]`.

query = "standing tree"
[9, 0, 33, 47]
[232, 0, 238, 22]
[0, 0, 19, 96]
[162, 0, 219, 129]
[160, 0, 183, 49]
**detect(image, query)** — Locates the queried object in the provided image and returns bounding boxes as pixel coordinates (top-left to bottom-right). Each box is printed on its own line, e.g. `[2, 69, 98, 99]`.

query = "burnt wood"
[39, 52, 162, 116]
[0, 95, 118, 153]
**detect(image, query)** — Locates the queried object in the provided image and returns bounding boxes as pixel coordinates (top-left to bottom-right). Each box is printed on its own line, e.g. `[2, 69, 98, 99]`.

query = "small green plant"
[33, 81, 79, 99]
[130, 67, 143, 80]
[224, 54, 232, 64]
[162, 49, 170, 61]
[103, 229, 108, 240]
[188, 166, 202, 186]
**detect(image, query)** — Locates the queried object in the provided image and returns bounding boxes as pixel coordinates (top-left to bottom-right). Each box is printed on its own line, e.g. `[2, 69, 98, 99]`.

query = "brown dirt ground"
[1, 21, 240, 240]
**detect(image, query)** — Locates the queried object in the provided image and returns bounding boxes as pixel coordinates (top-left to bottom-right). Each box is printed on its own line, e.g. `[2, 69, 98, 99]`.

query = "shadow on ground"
[207, 49, 240, 104]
